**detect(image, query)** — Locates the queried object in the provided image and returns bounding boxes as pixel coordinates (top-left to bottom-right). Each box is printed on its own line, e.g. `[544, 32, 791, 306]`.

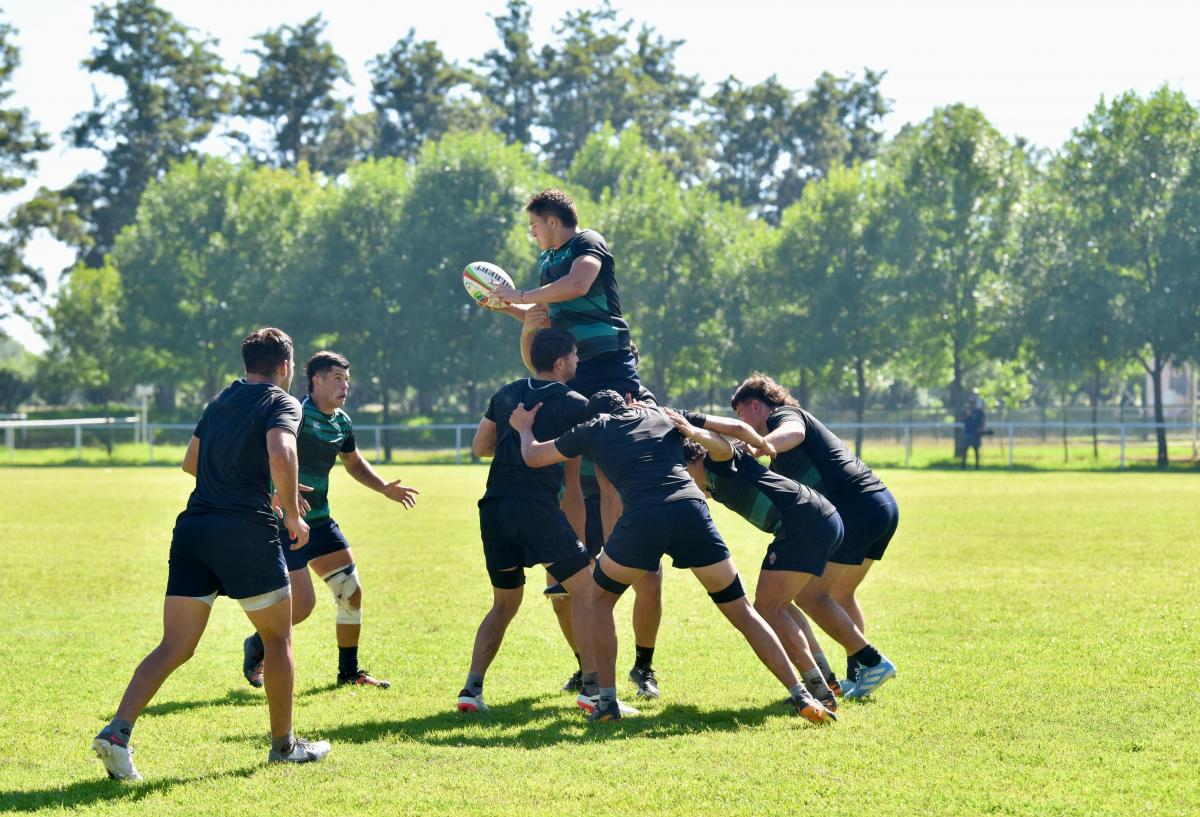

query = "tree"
[38, 263, 129, 450]
[774, 163, 899, 455]
[538, 3, 700, 172]
[1057, 87, 1200, 467]
[369, 30, 491, 161]
[475, 0, 543, 145]
[237, 15, 351, 171]
[65, 0, 230, 266]
[887, 105, 1028, 423]
[705, 76, 794, 209]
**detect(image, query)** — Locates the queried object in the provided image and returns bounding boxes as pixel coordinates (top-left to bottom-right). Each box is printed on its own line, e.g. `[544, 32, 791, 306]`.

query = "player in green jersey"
[241, 351, 419, 689]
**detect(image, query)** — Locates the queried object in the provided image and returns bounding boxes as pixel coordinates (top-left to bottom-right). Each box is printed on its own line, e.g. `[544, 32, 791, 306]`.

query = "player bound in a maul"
[511, 389, 836, 724]
[93, 328, 329, 781]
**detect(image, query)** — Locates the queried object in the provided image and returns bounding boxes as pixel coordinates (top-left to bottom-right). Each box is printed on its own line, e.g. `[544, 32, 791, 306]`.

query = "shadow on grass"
[0, 764, 259, 813]
[219, 694, 821, 750]
[136, 686, 263, 718]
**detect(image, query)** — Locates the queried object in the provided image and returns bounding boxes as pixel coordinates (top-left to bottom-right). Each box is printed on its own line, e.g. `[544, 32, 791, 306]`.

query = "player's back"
[704, 449, 835, 533]
[768, 405, 884, 503]
[568, 407, 704, 514]
[484, 378, 589, 503]
[183, 379, 301, 525]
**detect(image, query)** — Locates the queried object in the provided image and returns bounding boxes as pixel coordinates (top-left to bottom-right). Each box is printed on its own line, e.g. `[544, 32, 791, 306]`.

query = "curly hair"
[729, 372, 799, 410]
[587, 389, 625, 418]
[525, 189, 578, 228]
[681, 438, 706, 464]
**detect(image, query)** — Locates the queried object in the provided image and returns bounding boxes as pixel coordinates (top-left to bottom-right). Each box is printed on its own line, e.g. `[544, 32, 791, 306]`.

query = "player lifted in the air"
[731, 373, 898, 698]
[241, 351, 418, 691]
[93, 328, 328, 781]
[510, 390, 835, 724]
[458, 329, 606, 714]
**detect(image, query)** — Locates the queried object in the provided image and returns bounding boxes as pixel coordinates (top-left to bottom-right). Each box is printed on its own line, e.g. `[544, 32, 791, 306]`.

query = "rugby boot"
[338, 669, 390, 688]
[788, 691, 837, 724]
[587, 698, 622, 722]
[457, 690, 488, 712]
[628, 665, 660, 699]
[92, 729, 141, 781]
[268, 737, 331, 764]
[576, 693, 639, 716]
[826, 676, 845, 697]
[561, 669, 583, 693]
[242, 635, 264, 688]
[844, 656, 896, 700]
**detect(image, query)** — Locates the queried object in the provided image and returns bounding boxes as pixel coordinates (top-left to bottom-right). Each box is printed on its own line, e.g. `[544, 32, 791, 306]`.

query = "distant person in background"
[959, 393, 987, 470]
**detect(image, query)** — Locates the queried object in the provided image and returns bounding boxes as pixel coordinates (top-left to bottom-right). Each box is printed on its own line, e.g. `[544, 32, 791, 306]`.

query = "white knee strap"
[322, 564, 362, 624]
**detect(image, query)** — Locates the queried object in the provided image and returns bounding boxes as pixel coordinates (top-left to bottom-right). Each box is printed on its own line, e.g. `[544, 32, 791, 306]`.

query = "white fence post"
[75, 425, 82, 463]
[148, 423, 155, 464]
[374, 427, 383, 465]
[1119, 424, 1126, 470]
[455, 426, 462, 465]
[1007, 424, 1014, 468]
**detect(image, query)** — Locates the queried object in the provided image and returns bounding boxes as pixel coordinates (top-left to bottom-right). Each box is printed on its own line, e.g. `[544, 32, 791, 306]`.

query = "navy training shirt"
[183, 379, 302, 525]
[765, 406, 885, 504]
[553, 406, 705, 514]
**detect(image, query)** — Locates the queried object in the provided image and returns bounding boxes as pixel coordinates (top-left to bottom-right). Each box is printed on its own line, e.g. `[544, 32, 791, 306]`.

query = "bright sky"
[3, 0, 1199, 351]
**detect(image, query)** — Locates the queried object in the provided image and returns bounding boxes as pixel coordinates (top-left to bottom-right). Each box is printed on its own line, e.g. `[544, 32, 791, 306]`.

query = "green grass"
[0, 466, 1196, 815]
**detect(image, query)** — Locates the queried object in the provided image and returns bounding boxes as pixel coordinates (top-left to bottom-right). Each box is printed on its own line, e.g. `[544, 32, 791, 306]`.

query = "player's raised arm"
[509, 402, 569, 468]
[665, 408, 735, 462]
[340, 448, 419, 509]
[493, 255, 601, 307]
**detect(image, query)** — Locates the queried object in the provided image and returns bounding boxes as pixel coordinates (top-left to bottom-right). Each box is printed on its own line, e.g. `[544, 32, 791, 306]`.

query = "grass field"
[0, 465, 1196, 816]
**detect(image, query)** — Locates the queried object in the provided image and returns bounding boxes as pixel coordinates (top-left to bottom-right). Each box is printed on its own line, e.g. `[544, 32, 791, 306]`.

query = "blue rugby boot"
[844, 656, 896, 699]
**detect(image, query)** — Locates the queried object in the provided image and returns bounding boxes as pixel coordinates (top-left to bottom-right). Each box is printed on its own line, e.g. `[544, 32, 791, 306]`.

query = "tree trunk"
[1150, 357, 1168, 469]
[1061, 391, 1069, 464]
[382, 389, 393, 464]
[796, 367, 809, 408]
[1090, 371, 1100, 460]
[155, 383, 175, 413]
[853, 357, 866, 457]
[103, 398, 113, 456]
[949, 347, 964, 456]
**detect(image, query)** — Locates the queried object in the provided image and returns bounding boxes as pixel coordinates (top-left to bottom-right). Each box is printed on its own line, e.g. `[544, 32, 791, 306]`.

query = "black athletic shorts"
[165, 512, 288, 601]
[604, 498, 730, 572]
[763, 505, 844, 576]
[283, 518, 351, 572]
[479, 496, 588, 578]
[583, 494, 603, 557]
[829, 488, 899, 566]
[568, 350, 648, 400]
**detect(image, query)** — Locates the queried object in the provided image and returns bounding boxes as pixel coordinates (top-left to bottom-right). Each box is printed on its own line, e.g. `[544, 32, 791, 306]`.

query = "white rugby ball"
[462, 261, 513, 311]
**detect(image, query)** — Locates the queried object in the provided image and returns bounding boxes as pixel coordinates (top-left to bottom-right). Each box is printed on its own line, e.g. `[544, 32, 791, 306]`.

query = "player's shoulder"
[768, 404, 806, 426]
[574, 228, 610, 251]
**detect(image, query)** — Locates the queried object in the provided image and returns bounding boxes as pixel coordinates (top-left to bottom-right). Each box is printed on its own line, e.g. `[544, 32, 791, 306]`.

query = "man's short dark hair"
[530, 329, 576, 373]
[587, 389, 625, 418]
[242, 328, 294, 376]
[526, 189, 578, 228]
[306, 350, 350, 393]
[730, 372, 800, 411]
[682, 439, 706, 464]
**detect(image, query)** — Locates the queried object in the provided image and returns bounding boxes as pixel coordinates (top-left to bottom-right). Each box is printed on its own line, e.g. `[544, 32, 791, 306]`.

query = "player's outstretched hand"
[383, 480, 419, 509]
[285, 515, 310, 550]
[509, 401, 542, 432]
[663, 407, 695, 438]
[272, 483, 313, 518]
[750, 441, 777, 459]
[490, 282, 521, 305]
[523, 303, 550, 328]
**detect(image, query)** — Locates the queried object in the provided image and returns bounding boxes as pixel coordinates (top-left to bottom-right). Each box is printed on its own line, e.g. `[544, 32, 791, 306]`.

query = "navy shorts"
[763, 506, 844, 576]
[568, 350, 645, 399]
[479, 496, 588, 580]
[283, 518, 351, 572]
[829, 488, 899, 566]
[165, 512, 289, 601]
[604, 499, 730, 572]
[583, 494, 603, 557]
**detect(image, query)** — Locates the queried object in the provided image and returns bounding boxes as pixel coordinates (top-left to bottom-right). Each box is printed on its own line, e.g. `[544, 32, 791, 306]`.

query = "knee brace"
[547, 551, 591, 583]
[321, 563, 362, 624]
[708, 574, 746, 605]
[592, 563, 630, 597]
[489, 567, 526, 589]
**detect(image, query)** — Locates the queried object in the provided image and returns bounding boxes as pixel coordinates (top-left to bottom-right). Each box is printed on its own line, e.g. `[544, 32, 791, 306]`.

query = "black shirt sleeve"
[554, 418, 597, 460]
[678, 409, 708, 427]
[766, 406, 806, 434]
[484, 395, 497, 422]
[340, 432, 356, 453]
[704, 454, 735, 475]
[267, 393, 302, 436]
[573, 230, 609, 263]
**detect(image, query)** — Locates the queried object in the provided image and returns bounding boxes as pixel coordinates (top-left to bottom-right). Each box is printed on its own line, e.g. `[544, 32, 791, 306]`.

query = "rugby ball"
[462, 261, 513, 311]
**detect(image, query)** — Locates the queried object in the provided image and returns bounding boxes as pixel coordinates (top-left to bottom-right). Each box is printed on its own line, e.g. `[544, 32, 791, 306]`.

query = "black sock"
[635, 644, 655, 669]
[249, 631, 264, 657]
[338, 646, 359, 677]
[846, 656, 859, 679]
[851, 645, 882, 669]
